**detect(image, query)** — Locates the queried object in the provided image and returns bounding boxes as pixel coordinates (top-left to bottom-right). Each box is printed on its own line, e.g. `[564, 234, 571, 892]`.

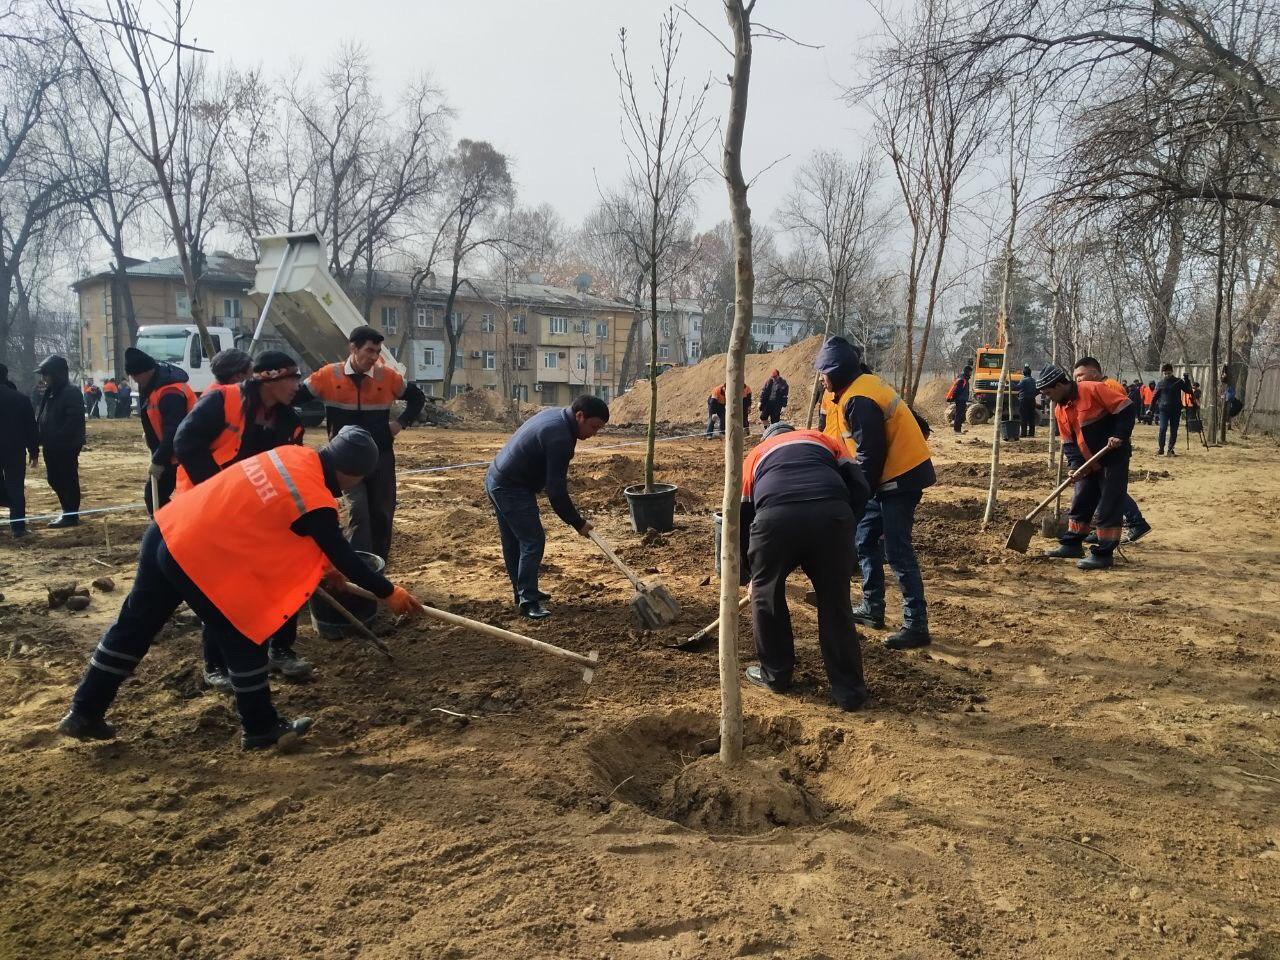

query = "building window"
[597, 386, 610, 402]
[380, 306, 399, 333]
[751, 322, 775, 337]
[223, 298, 242, 321]
[415, 306, 431, 328]
[543, 351, 558, 369]
[512, 314, 527, 334]
[483, 350, 496, 370]
[449, 310, 463, 332]
[86, 336, 93, 366]
[422, 382, 435, 397]
[449, 384, 466, 398]
[594, 355, 609, 374]
[692, 318, 701, 332]
[596, 320, 608, 339]
[690, 341, 701, 359]
[576, 353, 587, 370]
[660, 318, 671, 337]
[549, 316, 568, 335]
[423, 346, 436, 366]
[512, 347, 529, 369]
[481, 313, 495, 333]
[658, 345, 670, 360]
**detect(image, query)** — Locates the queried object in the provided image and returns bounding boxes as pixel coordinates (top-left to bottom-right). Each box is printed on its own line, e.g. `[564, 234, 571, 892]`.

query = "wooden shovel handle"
[586, 530, 647, 591]
[341, 582, 597, 670]
[1023, 446, 1112, 523]
[686, 595, 750, 645]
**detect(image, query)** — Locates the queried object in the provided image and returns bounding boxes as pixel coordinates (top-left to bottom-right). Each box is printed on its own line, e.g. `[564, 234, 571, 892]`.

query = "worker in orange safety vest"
[125, 347, 196, 514]
[57, 427, 424, 751]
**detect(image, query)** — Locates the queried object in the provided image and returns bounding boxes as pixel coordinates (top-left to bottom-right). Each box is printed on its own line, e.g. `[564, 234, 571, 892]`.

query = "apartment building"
[750, 304, 808, 353]
[356, 272, 637, 405]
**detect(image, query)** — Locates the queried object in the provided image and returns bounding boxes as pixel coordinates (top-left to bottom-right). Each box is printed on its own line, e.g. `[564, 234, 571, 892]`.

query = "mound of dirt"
[612, 337, 824, 425]
[913, 375, 954, 422]
[445, 386, 514, 424]
[658, 755, 827, 833]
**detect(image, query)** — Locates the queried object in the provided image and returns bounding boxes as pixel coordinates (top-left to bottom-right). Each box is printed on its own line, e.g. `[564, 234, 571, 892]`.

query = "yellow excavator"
[965, 345, 1024, 425]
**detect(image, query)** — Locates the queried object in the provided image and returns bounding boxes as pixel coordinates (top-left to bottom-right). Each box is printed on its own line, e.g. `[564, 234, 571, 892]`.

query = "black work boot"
[884, 628, 931, 651]
[268, 647, 314, 681]
[1044, 541, 1085, 559]
[520, 600, 551, 621]
[202, 666, 233, 693]
[242, 716, 314, 751]
[1126, 518, 1152, 543]
[832, 685, 870, 712]
[1077, 553, 1113, 571]
[49, 515, 79, 528]
[849, 603, 886, 630]
[56, 711, 116, 741]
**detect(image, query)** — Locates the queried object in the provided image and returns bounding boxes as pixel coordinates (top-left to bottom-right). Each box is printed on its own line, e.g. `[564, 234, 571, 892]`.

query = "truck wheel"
[966, 403, 991, 425]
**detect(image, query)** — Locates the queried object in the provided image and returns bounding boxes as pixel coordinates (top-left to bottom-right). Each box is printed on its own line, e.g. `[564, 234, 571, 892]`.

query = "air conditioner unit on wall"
[558, 351, 566, 359]
[471, 350, 482, 359]
[533, 383, 543, 392]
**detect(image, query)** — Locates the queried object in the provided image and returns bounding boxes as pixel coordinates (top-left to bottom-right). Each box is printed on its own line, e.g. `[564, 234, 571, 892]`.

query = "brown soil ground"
[2, 418, 1279, 959]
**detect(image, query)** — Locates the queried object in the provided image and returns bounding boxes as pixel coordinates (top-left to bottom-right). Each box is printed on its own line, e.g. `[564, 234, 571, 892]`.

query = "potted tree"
[610, 11, 708, 531]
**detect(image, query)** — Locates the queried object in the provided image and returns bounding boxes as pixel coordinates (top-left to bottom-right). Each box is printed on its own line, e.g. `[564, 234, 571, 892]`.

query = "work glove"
[148, 462, 166, 479]
[386, 585, 424, 618]
[576, 520, 594, 538]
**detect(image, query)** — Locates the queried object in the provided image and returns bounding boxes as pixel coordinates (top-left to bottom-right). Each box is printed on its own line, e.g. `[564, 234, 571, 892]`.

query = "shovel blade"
[1005, 518, 1035, 554]
[630, 584, 681, 630]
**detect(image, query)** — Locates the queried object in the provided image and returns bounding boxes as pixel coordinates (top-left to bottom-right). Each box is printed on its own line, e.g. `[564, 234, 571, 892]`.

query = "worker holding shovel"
[485, 395, 609, 620]
[1036, 364, 1136, 571]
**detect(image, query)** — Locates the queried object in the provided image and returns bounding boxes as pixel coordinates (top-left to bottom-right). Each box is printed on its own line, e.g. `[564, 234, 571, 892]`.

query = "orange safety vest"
[710, 385, 727, 404]
[104, 381, 118, 394]
[142, 381, 197, 463]
[156, 445, 338, 643]
[741, 429, 848, 499]
[304, 361, 405, 419]
[1182, 390, 1195, 408]
[1140, 385, 1153, 405]
[174, 384, 245, 494]
[821, 373, 931, 486]
[1052, 379, 1131, 464]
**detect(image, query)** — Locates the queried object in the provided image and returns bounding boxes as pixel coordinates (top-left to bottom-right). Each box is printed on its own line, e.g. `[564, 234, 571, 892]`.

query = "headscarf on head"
[251, 350, 299, 382]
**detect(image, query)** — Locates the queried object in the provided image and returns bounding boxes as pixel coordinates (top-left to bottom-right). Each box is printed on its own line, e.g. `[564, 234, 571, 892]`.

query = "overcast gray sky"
[188, 0, 882, 230]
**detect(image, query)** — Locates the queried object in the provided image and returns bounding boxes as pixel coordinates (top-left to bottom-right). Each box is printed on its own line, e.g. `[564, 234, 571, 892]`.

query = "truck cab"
[134, 324, 237, 395]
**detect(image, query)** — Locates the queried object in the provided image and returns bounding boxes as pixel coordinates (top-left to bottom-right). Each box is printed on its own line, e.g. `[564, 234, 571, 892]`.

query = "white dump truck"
[248, 232, 406, 376]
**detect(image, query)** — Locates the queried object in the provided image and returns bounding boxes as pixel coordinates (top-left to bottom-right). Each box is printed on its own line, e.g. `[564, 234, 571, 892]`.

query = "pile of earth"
[444, 389, 539, 426]
[611, 337, 823, 426]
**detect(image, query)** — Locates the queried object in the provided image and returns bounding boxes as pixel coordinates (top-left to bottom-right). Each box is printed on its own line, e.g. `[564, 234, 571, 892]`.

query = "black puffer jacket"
[36, 356, 86, 453]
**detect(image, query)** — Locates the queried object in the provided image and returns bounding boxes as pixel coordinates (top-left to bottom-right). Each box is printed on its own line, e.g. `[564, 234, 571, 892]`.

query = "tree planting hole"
[586, 708, 829, 834]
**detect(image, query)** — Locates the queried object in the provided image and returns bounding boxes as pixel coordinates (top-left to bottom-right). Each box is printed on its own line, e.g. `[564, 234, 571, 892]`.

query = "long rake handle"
[586, 530, 648, 591]
[341, 582, 597, 670]
[1022, 447, 1111, 523]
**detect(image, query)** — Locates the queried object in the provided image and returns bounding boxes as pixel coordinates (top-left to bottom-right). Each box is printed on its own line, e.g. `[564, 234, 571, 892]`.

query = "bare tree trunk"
[645, 257, 659, 491]
[982, 162, 1020, 529]
[1208, 204, 1226, 443]
[716, 0, 754, 768]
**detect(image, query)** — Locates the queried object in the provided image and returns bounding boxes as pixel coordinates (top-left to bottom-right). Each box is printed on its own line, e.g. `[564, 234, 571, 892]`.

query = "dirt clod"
[91, 577, 115, 592]
[46, 581, 77, 607]
[659, 755, 826, 833]
[65, 595, 90, 611]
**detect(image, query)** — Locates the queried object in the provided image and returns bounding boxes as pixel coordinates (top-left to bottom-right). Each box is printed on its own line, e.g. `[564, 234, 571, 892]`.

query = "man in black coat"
[947, 365, 972, 433]
[1153, 363, 1193, 456]
[35, 355, 86, 527]
[0, 363, 39, 538]
[758, 369, 789, 425]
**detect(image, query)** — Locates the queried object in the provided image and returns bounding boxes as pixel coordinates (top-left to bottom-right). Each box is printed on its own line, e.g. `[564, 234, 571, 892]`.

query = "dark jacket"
[174, 382, 304, 487]
[0, 382, 39, 460]
[36, 358, 86, 453]
[759, 375, 789, 414]
[486, 407, 585, 529]
[1017, 376, 1039, 406]
[1154, 374, 1192, 412]
[139, 363, 193, 465]
[949, 375, 970, 406]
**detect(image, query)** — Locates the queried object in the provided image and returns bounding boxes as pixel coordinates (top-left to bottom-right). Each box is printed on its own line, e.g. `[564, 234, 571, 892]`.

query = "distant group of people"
[705, 368, 790, 437]
[80, 377, 133, 419]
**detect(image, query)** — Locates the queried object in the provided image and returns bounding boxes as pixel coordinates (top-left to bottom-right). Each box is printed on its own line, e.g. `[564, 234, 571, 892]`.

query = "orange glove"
[386, 585, 424, 617]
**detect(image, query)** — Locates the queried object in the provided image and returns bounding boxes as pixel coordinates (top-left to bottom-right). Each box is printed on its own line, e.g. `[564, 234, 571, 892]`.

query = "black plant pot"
[624, 483, 678, 533]
[309, 551, 384, 638]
